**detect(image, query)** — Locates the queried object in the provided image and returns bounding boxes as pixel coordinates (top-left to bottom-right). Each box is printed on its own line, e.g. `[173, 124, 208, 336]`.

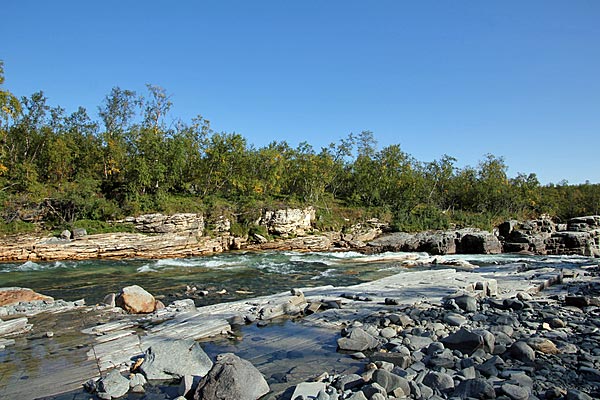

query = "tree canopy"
[0, 63, 598, 233]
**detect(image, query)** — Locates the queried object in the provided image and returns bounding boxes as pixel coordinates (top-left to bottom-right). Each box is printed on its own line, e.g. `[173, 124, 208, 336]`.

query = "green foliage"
[1, 65, 598, 234]
[248, 224, 270, 239]
[0, 220, 37, 234]
[392, 204, 451, 233]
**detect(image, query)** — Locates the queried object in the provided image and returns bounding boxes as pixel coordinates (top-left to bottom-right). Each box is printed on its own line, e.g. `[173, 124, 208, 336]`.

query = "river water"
[0, 251, 596, 399]
[0, 251, 594, 305]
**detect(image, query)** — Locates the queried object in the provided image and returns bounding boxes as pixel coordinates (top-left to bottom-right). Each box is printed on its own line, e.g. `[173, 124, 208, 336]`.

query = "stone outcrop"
[0, 232, 240, 262]
[258, 207, 315, 235]
[366, 229, 501, 255]
[124, 213, 204, 235]
[500, 215, 600, 257]
[0, 287, 54, 306]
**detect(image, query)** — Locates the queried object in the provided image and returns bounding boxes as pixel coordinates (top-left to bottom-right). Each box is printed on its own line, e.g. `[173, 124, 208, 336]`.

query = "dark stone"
[441, 328, 484, 355]
[422, 371, 454, 392]
[453, 294, 478, 313]
[508, 341, 535, 363]
[453, 378, 496, 399]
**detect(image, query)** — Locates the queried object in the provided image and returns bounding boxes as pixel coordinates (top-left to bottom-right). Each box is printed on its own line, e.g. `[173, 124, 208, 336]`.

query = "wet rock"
[140, 339, 213, 380]
[453, 378, 496, 399]
[194, 353, 269, 400]
[97, 370, 129, 399]
[509, 341, 536, 363]
[337, 328, 380, 352]
[0, 287, 54, 306]
[115, 285, 156, 314]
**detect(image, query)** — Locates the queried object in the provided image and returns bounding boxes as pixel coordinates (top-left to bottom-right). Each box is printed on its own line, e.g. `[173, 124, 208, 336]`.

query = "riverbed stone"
[371, 369, 410, 395]
[441, 328, 484, 354]
[97, 370, 129, 399]
[193, 353, 269, 400]
[453, 378, 496, 399]
[422, 371, 454, 392]
[337, 328, 380, 352]
[140, 339, 213, 380]
[509, 341, 536, 363]
[115, 285, 156, 314]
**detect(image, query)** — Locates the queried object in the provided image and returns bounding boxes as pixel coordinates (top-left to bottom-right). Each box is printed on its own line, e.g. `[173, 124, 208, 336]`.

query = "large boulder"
[0, 287, 54, 307]
[193, 353, 269, 400]
[140, 339, 213, 380]
[115, 285, 157, 314]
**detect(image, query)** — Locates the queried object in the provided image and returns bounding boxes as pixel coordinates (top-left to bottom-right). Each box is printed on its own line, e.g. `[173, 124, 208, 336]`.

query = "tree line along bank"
[1, 62, 598, 236]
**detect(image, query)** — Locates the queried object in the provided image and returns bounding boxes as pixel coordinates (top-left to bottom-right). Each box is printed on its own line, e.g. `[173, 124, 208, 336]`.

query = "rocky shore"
[2, 256, 600, 399]
[0, 210, 599, 262]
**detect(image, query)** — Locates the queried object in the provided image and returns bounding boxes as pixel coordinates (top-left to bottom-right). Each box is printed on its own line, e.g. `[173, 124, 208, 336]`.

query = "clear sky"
[2, 1, 599, 184]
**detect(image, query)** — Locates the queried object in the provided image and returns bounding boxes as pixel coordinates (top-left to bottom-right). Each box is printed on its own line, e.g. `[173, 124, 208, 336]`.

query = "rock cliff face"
[365, 229, 502, 256]
[0, 233, 239, 261]
[258, 207, 315, 235]
[500, 215, 600, 257]
[124, 213, 204, 235]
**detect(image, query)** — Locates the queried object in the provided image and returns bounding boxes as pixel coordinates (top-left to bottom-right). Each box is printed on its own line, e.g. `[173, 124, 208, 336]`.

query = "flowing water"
[0, 251, 596, 399]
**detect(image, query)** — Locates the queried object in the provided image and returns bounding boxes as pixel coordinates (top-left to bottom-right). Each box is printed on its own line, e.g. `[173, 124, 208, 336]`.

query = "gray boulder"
[97, 370, 129, 399]
[193, 353, 269, 400]
[337, 327, 380, 352]
[140, 339, 213, 380]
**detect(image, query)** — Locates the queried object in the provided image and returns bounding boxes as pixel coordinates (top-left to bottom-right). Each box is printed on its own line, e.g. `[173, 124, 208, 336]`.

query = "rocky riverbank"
[2, 256, 600, 399]
[1, 211, 599, 262]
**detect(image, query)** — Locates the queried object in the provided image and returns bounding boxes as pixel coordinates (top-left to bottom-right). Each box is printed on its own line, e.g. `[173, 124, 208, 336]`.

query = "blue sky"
[2, 1, 599, 184]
